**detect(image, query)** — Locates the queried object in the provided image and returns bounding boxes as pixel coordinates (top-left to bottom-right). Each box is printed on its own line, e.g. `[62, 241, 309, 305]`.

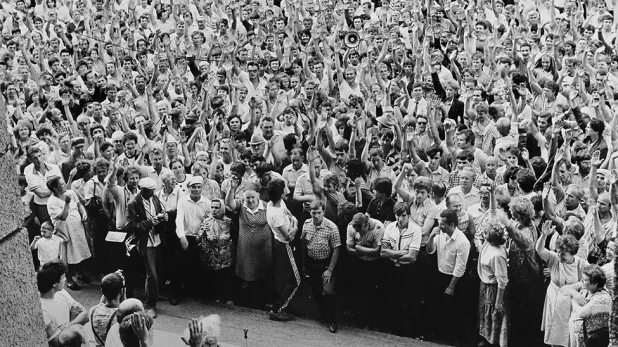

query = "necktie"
[144, 198, 154, 222]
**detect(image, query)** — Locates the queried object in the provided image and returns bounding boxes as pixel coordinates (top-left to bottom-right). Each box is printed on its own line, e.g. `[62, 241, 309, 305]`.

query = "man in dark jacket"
[126, 177, 167, 319]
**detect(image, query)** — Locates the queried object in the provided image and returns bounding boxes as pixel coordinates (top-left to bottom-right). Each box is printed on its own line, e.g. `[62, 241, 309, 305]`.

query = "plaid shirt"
[473, 120, 501, 156]
[45, 119, 74, 137]
[448, 166, 483, 190]
[302, 217, 341, 261]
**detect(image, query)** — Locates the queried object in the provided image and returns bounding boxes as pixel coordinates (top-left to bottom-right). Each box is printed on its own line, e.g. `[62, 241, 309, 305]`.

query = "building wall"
[0, 100, 48, 346]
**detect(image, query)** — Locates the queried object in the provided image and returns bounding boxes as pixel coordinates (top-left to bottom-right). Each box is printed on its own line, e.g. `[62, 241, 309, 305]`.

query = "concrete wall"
[0, 100, 48, 346]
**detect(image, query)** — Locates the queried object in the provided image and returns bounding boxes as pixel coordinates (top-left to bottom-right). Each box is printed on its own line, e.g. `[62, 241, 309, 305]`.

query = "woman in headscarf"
[197, 199, 235, 305]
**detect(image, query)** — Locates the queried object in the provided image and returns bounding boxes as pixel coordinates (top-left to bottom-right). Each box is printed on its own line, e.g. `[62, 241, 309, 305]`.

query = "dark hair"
[503, 166, 521, 182]
[266, 179, 286, 202]
[516, 169, 536, 193]
[230, 162, 246, 177]
[101, 273, 124, 300]
[37, 259, 67, 293]
[119, 312, 154, 347]
[100, 141, 114, 153]
[440, 208, 459, 227]
[393, 201, 408, 216]
[89, 123, 105, 137]
[590, 118, 605, 134]
[46, 176, 63, 193]
[346, 159, 365, 180]
[583, 264, 607, 289]
[457, 149, 474, 162]
[530, 157, 547, 182]
[426, 145, 443, 158]
[432, 182, 447, 198]
[373, 177, 392, 196]
[255, 162, 274, 178]
[122, 132, 138, 145]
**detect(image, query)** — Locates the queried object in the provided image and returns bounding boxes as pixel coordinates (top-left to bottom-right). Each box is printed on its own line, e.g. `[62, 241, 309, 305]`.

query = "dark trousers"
[351, 257, 383, 326]
[418, 246, 437, 334]
[172, 236, 201, 296]
[387, 262, 420, 337]
[237, 278, 270, 309]
[272, 239, 300, 313]
[430, 272, 465, 341]
[213, 267, 235, 302]
[34, 203, 50, 224]
[307, 257, 337, 324]
[143, 246, 160, 308]
[91, 217, 109, 274]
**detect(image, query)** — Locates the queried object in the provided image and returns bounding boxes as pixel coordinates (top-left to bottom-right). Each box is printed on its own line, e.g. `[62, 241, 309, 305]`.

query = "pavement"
[71, 284, 446, 347]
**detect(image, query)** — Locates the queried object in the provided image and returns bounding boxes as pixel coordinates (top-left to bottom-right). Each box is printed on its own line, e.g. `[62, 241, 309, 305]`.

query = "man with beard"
[144, 147, 172, 191]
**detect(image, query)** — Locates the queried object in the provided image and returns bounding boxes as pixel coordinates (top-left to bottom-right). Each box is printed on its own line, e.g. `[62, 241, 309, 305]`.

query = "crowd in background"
[4, 0, 618, 346]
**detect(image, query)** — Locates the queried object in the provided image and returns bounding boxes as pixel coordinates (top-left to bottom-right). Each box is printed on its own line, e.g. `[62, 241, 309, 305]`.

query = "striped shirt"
[381, 221, 422, 265]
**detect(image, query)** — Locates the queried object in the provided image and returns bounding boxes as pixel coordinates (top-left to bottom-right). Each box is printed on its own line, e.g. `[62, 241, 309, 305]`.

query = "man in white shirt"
[173, 176, 211, 304]
[26, 146, 62, 223]
[427, 208, 470, 344]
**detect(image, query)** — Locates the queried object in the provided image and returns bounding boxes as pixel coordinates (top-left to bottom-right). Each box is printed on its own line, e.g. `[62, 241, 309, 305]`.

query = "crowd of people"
[5, 0, 618, 346]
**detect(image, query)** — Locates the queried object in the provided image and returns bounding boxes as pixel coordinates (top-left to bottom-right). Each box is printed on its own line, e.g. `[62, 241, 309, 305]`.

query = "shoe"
[67, 282, 81, 291]
[328, 322, 338, 333]
[169, 296, 181, 306]
[158, 294, 168, 301]
[269, 311, 295, 322]
[76, 275, 91, 284]
[225, 300, 234, 305]
[477, 341, 490, 347]
[146, 308, 157, 319]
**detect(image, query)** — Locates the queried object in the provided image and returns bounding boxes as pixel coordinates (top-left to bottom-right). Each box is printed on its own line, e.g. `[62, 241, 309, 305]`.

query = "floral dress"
[569, 286, 612, 347]
[197, 216, 235, 270]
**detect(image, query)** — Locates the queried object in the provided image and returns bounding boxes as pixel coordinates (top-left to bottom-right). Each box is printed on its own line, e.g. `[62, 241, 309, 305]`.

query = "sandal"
[67, 282, 81, 291]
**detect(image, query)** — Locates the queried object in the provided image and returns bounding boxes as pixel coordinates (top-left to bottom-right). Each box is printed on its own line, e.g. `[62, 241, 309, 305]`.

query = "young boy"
[30, 221, 68, 267]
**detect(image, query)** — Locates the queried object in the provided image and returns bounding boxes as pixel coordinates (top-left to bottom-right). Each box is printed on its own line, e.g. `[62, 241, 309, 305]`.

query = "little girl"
[30, 221, 69, 267]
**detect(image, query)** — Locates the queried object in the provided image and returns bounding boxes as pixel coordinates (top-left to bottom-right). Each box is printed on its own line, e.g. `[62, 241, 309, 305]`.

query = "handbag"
[85, 183, 105, 217]
[582, 314, 609, 347]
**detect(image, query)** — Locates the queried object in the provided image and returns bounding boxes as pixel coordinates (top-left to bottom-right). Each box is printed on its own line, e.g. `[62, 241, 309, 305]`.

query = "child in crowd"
[30, 221, 68, 267]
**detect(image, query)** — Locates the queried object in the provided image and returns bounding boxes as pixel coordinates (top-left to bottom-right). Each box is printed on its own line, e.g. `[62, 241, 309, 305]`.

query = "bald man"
[104, 299, 144, 347]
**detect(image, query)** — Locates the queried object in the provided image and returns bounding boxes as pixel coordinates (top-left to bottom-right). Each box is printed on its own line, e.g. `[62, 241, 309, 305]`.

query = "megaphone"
[344, 31, 361, 48]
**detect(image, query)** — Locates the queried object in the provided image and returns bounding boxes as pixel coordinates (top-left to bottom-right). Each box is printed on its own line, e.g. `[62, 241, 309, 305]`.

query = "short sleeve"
[346, 225, 355, 246]
[330, 224, 342, 249]
[47, 196, 64, 221]
[546, 251, 560, 269]
[26, 173, 41, 191]
[408, 226, 422, 251]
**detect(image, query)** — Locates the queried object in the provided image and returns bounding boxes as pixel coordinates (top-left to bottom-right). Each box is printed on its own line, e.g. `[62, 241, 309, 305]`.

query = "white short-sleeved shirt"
[41, 290, 78, 342]
[381, 221, 422, 265]
[34, 235, 63, 265]
[267, 201, 293, 244]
